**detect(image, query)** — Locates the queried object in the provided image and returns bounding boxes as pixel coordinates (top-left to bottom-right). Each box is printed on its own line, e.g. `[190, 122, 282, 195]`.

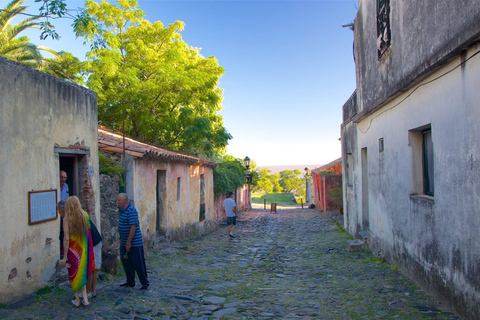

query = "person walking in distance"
[117, 193, 149, 290]
[223, 191, 237, 238]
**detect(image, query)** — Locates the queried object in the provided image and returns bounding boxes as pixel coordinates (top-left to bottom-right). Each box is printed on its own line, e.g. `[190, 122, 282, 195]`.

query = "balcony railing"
[342, 90, 357, 123]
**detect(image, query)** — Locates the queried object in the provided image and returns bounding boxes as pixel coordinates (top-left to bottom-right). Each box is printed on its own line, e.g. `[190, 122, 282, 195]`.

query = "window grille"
[377, 0, 391, 59]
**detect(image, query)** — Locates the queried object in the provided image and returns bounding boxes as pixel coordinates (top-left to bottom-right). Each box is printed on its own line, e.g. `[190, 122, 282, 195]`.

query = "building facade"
[98, 127, 218, 246]
[341, 1, 480, 319]
[0, 58, 99, 303]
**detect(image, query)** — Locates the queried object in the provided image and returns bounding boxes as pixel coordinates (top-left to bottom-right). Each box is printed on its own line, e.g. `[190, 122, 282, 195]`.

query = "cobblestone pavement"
[1, 207, 461, 319]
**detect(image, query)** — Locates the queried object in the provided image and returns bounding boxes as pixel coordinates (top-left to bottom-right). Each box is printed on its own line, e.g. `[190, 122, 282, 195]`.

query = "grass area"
[251, 193, 296, 206]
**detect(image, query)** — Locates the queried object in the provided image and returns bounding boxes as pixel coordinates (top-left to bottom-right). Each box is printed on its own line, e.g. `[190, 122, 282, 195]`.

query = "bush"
[99, 152, 125, 186]
[328, 186, 343, 207]
[213, 157, 245, 195]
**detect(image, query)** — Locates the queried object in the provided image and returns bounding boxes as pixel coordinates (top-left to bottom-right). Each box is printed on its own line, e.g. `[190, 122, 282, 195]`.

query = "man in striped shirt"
[117, 193, 149, 290]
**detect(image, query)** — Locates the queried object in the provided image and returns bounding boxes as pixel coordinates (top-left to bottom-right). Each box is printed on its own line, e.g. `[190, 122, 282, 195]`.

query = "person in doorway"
[60, 171, 69, 201]
[60, 196, 95, 307]
[117, 193, 149, 290]
[59, 171, 69, 258]
[223, 191, 237, 238]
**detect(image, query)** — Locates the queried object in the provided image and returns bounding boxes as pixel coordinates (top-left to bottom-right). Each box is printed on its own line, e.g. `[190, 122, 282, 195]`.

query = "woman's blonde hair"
[65, 196, 88, 235]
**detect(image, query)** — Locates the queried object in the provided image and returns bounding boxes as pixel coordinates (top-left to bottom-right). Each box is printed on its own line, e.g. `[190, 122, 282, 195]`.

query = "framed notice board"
[28, 190, 58, 225]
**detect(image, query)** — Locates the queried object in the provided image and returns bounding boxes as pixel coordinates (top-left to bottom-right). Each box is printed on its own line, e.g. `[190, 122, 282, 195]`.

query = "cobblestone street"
[1, 207, 460, 319]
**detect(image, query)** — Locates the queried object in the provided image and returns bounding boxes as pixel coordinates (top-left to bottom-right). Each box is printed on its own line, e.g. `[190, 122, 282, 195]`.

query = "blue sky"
[21, 0, 358, 166]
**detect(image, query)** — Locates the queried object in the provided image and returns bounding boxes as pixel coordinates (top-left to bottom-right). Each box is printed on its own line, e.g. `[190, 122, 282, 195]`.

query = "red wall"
[313, 174, 342, 212]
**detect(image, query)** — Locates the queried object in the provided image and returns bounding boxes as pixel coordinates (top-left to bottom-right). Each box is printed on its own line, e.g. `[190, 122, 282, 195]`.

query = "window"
[176, 177, 181, 201]
[423, 130, 434, 196]
[379, 138, 384, 153]
[409, 125, 434, 197]
[377, 0, 391, 59]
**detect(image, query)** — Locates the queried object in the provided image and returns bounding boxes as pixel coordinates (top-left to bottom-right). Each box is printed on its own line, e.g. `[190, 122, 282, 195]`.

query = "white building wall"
[346, 45, 480, 318]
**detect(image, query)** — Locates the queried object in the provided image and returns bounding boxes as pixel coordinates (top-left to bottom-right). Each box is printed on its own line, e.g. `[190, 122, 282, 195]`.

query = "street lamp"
[304, 167, 311, 178]
[243, 156, 251, 170]
[244, 156, 252, 183]
[304, 167, 312, 205]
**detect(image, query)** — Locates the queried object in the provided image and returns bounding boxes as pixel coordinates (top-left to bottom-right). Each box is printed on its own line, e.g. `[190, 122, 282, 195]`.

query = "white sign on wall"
[28, 190, 58, 225]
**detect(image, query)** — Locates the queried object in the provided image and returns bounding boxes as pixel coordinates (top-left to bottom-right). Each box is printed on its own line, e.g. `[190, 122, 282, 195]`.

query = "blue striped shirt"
[119, 203, 144, 248]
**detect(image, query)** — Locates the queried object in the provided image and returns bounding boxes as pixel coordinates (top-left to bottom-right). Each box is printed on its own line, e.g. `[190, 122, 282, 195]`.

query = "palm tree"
[0, 0, 56, 67]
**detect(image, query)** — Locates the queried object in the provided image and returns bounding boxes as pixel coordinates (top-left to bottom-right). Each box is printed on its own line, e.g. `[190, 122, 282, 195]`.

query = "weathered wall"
[354, 0, 480, 116]
[125, 157, 216, 244]
[345, 44, 480, 319]
[0, 58, 98, 303]
[312, 174, 342, 212]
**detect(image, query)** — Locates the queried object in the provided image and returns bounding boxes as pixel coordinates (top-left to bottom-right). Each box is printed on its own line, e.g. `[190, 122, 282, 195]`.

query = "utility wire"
[358, 48, 480, 134]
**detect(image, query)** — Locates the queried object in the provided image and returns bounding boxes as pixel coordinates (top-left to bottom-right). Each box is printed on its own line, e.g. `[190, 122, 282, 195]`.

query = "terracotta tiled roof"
[98, 126, 218, 167]
[311, 157, 342, 174]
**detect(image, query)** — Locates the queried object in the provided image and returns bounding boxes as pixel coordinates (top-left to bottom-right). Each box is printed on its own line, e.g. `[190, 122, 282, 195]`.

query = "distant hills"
[257, 164, 324, 174]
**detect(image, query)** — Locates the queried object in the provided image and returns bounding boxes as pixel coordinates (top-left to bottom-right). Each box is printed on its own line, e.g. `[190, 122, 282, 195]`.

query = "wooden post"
[301, 197, 304, 209]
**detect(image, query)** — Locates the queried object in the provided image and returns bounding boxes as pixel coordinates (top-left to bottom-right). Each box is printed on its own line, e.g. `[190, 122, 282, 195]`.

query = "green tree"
[0, 0, 57, 67]
[279, 169, 305, 195]
[39, 51, 85, 83]
[74, 0, 231, 158]
[270, 172, 283, 193]
[0, 0, 85, 81]
[213, 156, 245, 195]
[255, 167, 274, 193]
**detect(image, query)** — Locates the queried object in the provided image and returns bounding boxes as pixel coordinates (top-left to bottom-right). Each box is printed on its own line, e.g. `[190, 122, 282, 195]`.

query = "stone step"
[359, 231, 368, 241]
[347, 239, 365, 252]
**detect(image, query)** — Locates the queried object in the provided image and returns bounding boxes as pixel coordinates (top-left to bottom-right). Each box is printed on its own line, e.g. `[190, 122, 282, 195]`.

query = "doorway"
[156, 170, 167, 235]
[361, 148, 369, 231]
[199, 174, 205, 221]
[60, 156, 77, 197]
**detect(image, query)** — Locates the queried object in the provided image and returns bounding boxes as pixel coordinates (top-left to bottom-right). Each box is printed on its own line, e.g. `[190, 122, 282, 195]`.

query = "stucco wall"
[343, 46, 480, 319]
[126, 158, 215, 244]
[354, 0, 480, 116]
[0, 58, 98, 303]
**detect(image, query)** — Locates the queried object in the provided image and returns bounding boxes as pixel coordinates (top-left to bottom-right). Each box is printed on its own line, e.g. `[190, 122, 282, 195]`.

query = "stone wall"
[99, 174, 120, 274]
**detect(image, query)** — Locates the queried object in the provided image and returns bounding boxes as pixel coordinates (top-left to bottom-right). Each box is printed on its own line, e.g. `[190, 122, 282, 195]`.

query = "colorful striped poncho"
[66, 214, 95, 293]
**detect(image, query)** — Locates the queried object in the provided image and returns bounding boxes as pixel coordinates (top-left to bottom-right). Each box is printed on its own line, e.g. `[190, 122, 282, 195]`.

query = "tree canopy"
[0, 0, 55, 67]
[279, 169, 305, 195]
[213, 155, 247, 196]
[72, 0, 231, 158]
[0, 0, 85, 81]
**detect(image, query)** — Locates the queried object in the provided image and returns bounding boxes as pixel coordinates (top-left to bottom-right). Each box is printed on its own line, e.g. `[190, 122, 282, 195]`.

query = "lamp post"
[304, 167, 312, 205]
[244, 156, 252, 183]
[244, 156, 252, 209]
[243, 156, 250, 170]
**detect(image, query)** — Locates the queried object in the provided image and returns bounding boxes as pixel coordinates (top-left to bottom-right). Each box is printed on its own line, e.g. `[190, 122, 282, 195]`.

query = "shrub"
[213, 157, 245, 195]
[99, 152, 125, 186]
[328, 186, 343, 207]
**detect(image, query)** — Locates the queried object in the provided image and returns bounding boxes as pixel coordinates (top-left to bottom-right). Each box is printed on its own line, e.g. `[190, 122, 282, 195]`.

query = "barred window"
[377, 0, 391, 59]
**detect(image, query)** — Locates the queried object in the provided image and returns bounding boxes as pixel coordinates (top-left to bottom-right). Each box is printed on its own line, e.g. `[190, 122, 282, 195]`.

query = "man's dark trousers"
[120, 246, 149, 286]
